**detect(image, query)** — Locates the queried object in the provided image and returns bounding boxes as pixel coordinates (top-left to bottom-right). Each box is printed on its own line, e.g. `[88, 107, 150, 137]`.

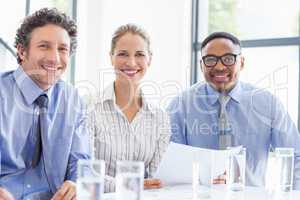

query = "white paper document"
[154, 142, 242, 185]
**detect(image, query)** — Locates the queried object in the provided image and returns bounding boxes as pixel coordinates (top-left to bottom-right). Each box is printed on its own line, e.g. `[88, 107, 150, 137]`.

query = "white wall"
[75, 0, 192, 105]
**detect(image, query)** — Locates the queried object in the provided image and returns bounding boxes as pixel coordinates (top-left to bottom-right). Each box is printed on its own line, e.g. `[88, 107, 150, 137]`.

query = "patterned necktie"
[218, 95, 233, 150]
[32, 94, 48, 168]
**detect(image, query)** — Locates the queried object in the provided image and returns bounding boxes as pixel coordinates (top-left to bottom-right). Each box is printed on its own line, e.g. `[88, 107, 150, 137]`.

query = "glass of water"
[275, 148, 294, 193]
[226, 147, 246, 192]
[77, 159, 105, 200]
[116, 161, 144, 200]
[192, 161, 212, 199]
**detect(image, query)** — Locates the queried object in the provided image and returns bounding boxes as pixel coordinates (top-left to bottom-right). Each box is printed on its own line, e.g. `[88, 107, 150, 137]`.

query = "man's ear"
[239, 56, 245, 71]
[17, 44, 26, 63]
[200, 60, 204, 72]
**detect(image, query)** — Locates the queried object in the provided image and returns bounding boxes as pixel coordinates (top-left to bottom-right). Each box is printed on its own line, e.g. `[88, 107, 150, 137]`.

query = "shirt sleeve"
[65, 98, 92, 182]
[270, 95, 300, 190]
[148, 111, 171, 177]
[166, 95, 187, 145]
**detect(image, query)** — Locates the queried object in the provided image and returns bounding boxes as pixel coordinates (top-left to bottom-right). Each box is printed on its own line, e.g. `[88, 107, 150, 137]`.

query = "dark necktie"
[218, 95, 233, 150]
[32, 94, 48, 168]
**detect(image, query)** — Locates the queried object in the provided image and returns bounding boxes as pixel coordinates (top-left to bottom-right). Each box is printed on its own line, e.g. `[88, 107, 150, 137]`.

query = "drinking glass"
[274, 148, 294, 193]
[193, 150, 215, 199]
[192, 161, 212, 199]
[77, 159, 105, 200]
[116, 161, 144, 200]
[226, 147, 246, 192]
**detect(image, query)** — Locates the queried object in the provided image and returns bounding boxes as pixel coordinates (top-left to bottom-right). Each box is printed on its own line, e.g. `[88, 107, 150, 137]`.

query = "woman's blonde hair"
[111, 23, 152, 55]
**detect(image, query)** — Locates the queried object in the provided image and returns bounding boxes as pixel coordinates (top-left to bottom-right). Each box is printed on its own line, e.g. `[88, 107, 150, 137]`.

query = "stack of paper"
[154, 142, 242, 185]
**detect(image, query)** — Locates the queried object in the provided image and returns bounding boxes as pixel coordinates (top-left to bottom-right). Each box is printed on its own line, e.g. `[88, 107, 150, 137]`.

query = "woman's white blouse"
[88, 83, 171, 192]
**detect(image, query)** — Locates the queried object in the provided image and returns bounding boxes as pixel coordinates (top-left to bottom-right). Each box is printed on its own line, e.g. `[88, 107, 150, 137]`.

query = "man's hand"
[51, 181, 76, 200]
[0, 187, 14, 200]
[144, 179, 162, 189]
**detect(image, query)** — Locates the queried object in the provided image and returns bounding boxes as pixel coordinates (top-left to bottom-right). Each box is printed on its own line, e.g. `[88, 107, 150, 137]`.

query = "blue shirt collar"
[204, 81, 242, 105]
[13, 67, 53, 106]
[228, 81, 242, 103]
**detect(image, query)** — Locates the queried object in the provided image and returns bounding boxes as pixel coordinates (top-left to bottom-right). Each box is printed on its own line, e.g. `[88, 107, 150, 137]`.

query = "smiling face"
[201, 38, 244, 93]
[17, 24, 71, 90]
[110, 33, 151, 86]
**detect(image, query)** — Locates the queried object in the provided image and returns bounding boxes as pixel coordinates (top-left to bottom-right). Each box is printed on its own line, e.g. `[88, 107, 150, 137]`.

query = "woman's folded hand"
[144, 179, 162, 189]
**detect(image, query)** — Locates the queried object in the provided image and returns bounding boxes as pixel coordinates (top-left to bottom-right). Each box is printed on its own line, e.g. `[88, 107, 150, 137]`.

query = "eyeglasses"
[202, 53, 241, 68]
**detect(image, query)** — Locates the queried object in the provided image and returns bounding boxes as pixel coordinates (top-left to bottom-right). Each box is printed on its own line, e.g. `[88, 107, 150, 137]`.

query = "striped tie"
[218, 95, 233, 150]
[32, 94, 48, 168]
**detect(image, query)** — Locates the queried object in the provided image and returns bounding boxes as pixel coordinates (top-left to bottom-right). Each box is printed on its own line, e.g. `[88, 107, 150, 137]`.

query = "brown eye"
[117, 52, 128, 57]
[221, 54, 236, 66]
[203, 56, 217, 67]
[59, 47, 69, 52]
[136, 53, 145, 57]
[38, 44, 48, 49]
[223, 56, 234, 62]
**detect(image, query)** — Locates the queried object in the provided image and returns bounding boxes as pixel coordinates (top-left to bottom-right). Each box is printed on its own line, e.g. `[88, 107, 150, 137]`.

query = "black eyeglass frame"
[201, 53, 241, 68]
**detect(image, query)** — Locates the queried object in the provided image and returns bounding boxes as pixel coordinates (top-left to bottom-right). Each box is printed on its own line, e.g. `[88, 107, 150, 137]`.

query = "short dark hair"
[14, 8, 77, 64]
[200, 32, 241, 52]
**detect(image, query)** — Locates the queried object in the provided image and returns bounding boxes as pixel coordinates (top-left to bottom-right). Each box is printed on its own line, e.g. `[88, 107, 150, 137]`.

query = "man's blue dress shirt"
[167, 81, 300, 189]
[0, 67, 91, 199]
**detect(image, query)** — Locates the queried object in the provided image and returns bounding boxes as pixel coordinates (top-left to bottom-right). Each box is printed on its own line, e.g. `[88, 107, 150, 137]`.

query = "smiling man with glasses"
[200, 33, 244, 93]
[167, 32, 300, 189]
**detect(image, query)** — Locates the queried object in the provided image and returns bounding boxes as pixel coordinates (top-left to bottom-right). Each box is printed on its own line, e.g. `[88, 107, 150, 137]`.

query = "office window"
[30, 0, 72, 15]
[242, 46, 299, 125]
[0, 0, 25, 71]
[0, 41, 17, 72]
[197, 0, 300, 126]
[207, 0, 299, 40]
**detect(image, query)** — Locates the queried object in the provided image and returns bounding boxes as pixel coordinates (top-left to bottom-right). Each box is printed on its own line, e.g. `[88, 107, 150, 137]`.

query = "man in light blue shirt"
[0, 8, 91, 199]
[167, 32, 300, 189]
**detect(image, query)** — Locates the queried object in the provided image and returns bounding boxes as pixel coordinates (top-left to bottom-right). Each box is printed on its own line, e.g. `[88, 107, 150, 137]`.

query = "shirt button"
[27, 184, 31, 188]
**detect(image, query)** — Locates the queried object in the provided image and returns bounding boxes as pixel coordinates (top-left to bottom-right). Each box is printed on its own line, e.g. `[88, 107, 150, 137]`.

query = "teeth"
[42, 65, 57, 71]
[122, 69, 138, 75]
[213, 74, 229, 82]
[214, 73, 228, 77]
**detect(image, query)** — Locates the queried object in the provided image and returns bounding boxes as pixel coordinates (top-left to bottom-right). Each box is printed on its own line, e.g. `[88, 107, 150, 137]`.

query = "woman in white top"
[89, 24, 171, 192]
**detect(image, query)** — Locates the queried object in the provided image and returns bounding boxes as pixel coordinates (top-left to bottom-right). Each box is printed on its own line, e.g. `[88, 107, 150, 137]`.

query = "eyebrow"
[36, 40, 69, 47]
[36, 40, 50, 44]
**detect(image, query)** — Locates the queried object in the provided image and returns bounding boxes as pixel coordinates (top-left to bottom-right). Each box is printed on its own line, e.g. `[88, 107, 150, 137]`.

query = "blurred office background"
[0, 0, 299, 129]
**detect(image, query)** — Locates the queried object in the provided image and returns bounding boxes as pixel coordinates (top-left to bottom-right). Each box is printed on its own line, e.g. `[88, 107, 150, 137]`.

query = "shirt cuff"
[293, 181, 300, 190]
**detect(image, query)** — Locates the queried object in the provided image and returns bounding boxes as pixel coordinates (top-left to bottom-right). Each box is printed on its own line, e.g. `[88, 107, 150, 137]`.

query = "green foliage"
[208, 0, 239, 36]
[52, 0, 71, 15]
